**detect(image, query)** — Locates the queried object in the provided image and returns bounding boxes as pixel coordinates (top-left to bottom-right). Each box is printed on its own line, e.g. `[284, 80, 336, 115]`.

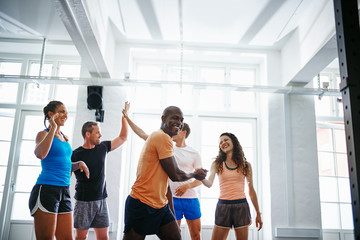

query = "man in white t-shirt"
[122, 102, 203, 240]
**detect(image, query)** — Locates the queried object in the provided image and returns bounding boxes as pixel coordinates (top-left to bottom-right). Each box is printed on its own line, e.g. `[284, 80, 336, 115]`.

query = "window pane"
[28, 63, 53, 77]
[321, 203, 340, 229]
[134, 87, 162, 108]
[199, 90, 224, 111]
[136, 64, 163, 81]
[230, 92, 255, 113]
[0, 62, 22, 75]
[167, 66, 193, 82]
[338, 178, 351, 203]
[165, 85, 193, 111]
[0, 116, 15, 141]
[58, 64, 81, 78]
[23, 83, 50, 105]
[0, 142, 11, 165]
[336, 153, 349, 177]
[318, 152, 335, 176]
[22, 115, 44, 140]
[200, 198, 217, 225]
[340, 203, 354, 229]
[316, 128, 333, 151]
[334, 129, 346, 153]
[230, 69, 255, 85]
[18, 140, 39, 165]
[0, 83, 18, 103]
[55, 85, 78, 108]
[200, 67, 224, 84]
[14, 166, 41, 192]
[319, 177, 338, 202]
[11, 193, 32, 220]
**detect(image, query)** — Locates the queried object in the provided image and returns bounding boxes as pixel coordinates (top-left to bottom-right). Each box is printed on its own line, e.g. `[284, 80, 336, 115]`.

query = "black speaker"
[87, 86, 103, 110]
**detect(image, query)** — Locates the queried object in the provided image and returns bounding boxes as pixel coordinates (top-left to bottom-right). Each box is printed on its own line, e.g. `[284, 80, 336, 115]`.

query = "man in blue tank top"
[71, 116, 128, 240]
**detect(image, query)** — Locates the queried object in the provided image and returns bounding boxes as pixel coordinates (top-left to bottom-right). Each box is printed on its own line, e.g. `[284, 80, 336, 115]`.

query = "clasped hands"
[193, 168, 208, 180]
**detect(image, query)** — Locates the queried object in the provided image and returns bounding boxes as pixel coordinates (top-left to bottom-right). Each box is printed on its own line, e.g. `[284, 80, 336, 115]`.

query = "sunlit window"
[316, 126, 353, 230]
[0, 61, 22, 103]
[23, 63, 53, 105]
[0, 109, 15, 207]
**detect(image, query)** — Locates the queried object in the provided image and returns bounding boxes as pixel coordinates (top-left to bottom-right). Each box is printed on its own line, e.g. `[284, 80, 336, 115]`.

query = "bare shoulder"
[35, 130, 48, 143]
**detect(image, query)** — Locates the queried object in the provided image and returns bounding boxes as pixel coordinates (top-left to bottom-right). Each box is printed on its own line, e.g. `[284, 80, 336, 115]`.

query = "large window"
[0, 59, 81, 222]
[316, 125, 353, 229]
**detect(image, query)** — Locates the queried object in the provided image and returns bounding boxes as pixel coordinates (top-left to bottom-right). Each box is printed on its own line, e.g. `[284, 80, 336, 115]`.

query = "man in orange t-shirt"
[123, 106, 207, 240]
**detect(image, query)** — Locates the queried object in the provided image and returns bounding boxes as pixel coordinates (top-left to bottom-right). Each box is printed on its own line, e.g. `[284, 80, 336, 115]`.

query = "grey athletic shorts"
[73, 198, 110, 229]
[215, 198, 252, 228]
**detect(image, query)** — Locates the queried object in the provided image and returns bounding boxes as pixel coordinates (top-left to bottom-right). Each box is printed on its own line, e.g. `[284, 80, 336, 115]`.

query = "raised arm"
[201, 161, 218, 188]
[122, 101, 149, 140]
[111, 116, 129, 151]
[246, 162, 263, 231]
[34, 114, 58, 159]
[160, 156, 207, 182]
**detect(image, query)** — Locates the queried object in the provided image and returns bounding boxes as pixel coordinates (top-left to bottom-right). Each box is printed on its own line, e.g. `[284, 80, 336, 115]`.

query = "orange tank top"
[218, 162, 246, 200]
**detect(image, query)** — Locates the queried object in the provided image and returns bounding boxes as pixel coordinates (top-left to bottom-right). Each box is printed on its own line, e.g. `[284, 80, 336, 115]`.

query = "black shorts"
[215, 198, 252, 228]
[123, 196, 176, 235]
[29, 184, 72, 215]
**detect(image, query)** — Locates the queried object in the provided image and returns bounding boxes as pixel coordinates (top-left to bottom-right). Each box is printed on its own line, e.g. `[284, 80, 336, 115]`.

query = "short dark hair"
[81, 121, 98, 139]
[182, 122, 191, 138]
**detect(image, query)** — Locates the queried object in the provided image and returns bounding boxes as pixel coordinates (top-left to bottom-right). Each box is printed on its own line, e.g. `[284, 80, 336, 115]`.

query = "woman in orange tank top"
[202, 132, 263, 240]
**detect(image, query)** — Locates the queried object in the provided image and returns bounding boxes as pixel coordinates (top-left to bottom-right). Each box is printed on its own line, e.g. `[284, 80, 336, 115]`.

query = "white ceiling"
[0, 0, 327, 49]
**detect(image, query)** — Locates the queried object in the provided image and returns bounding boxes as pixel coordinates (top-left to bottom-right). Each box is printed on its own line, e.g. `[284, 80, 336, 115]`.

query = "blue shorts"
[28, 184, 72, 215]
[173, 197, 201, 220]
[73, 199, 110, 229]
[123, 196, 176, 235]
[215, 198, 252, 228]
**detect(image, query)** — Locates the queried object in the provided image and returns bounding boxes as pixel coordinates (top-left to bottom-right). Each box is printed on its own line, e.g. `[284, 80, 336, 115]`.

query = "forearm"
[169, 170, 195, 182]
[124, 115, 148, 140]
[71, 161, 81, 172]
[201, 179, 213, 188]
[249, 191, 261, 214]
[188, 180, 202, 188]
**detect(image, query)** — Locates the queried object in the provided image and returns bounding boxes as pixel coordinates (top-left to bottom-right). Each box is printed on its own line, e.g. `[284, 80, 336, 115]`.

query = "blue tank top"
[36, 130, 72, 186]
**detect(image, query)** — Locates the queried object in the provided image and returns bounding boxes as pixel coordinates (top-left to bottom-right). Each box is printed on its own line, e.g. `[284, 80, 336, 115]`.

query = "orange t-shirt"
[130, 129, 174, 209]
[218, 162, 246, 200]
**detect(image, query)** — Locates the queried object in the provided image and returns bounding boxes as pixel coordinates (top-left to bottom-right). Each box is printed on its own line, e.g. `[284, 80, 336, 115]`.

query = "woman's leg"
[55, 212, 73, 240]
[211, 225, 230, 240]
[234, 226, 249, 240]
[33, 209, 57, 240]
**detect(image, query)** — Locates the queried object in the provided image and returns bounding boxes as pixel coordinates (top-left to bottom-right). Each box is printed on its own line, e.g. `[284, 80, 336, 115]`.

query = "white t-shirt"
[170, 145, 202, 199]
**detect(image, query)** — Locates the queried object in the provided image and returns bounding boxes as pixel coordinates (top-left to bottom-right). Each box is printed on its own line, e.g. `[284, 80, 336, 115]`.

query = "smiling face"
[87, 125, 102, 145]
[219, 135, 233, 154]
[50, 104, 68, 127]
[161, 107, 184, 137]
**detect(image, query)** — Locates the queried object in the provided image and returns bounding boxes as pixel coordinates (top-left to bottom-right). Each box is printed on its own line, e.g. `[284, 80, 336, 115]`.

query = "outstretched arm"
[201, 161, 217, 188]
[160, 156, 207, 182]
[246, 162, 263, 231]
[122, 101, 149, 140]
[111, 116, 128, 151]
